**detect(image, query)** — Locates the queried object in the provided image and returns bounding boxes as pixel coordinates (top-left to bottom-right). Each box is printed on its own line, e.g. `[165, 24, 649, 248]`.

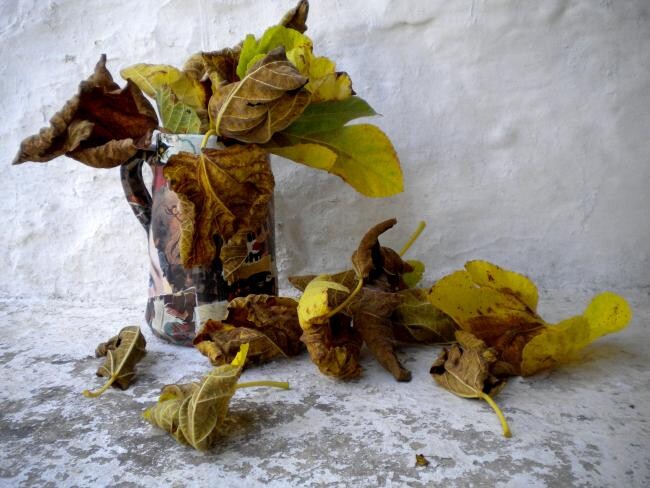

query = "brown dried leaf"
[193, 295, 303, 366]
[351, 218, 413, 289]
[349, 287, 411, 381]
[163, 144, 274, 267]
[280, 0, 310, 33]
[84, 326, 146, 397]
[430, 330, 511, 437]
[209, 48, 310, 144]
[14, 55, 158, 168]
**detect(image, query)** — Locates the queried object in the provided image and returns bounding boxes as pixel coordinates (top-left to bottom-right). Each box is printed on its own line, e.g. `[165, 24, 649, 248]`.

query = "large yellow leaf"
[120, 63, 207, 110]
[429, 260, 633, 376]
[270, 124, 403, 197]
[521, 292, 632, 376]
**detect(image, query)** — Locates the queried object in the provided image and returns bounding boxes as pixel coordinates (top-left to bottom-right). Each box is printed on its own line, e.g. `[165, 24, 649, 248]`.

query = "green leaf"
[155, 86, 201, 134]
[269, 124, 403, 197]
[236, 25, 312, 79]
[283, 97, 377, 135]
[403, 259, 425, 288]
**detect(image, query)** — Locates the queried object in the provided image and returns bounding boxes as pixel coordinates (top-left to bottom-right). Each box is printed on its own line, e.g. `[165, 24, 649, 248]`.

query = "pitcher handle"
[121, 151, 153, 232]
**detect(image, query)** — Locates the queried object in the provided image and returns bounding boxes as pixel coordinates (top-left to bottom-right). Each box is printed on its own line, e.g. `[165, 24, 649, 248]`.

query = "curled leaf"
[14, 55, 158, 168]
[162, 144, 274, 267]
[144, 344, 249, 450]
[193, 294, 304, 366]
[280, 0, 310, 33]
[430, 331, 511, 437]
[210, 48, 310, 144]
[83, 326, 146, 398]
[297, 275, 363, 379]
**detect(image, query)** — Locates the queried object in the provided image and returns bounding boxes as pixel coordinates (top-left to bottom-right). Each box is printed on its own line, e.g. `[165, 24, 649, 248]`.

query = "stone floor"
[0, 290, 648, 487]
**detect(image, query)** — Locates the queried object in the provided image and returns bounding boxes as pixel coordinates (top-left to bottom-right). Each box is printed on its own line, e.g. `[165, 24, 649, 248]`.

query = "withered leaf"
[297, 275, 363, 379]
[193, 294, 304, 366]
[14, 55, 158, 168]
[415, 454, 430, 467]
[83, 326, 146, 398]
[280, 0, 310, 33]
[144, 344, 248, 450]
[351, 218, 413, 289]
[430, 330, 511, 437]
[183, 47, 241, 88]
[348, 287, 411, 381]
[162, 144, 274, 267]
[392, 288, 457, 344]
[209, 47, 310, 143]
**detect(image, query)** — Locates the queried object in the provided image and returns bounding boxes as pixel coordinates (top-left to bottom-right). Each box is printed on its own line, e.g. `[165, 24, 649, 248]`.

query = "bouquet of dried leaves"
[14, 0, 403, 270]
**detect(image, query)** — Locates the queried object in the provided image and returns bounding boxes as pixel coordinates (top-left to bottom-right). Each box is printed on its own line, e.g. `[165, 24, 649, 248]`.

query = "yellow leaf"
[270, 124, 403, 197]
[297, 275, 349, 330]
[121, 63, 207, 110]
[464, 260, 538, 312]
[270, 143, 337, 170]
[521, 292, 632, 376]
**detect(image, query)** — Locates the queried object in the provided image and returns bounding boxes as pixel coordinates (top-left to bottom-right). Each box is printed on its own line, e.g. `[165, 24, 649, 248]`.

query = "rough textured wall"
[1, 0, 649, 302]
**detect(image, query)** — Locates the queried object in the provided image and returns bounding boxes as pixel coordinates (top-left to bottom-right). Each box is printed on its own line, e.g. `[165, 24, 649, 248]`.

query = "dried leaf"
[155, 86, 201, 134]
[349, 287, 411, 381]
[83, 326, 146, 397]
[429, 260, 633, 376]
[183, 47, 240, 87]
[280, 0, 310, 33]
[120, 63, 207, 111]
[430, 332, 511, 437]
[297, 275, 363, 379]
[193, 295, 303, 366]
[144, 344, 249, 450]
[14, 55, 158, 168]
[269, 124, 403, 197]
[210, 48, 309, 144]
[392, 288, 457, 344]
[415, 454, 430, 467]
[162, 144, 274, 267]
[351, 218, 412, 286]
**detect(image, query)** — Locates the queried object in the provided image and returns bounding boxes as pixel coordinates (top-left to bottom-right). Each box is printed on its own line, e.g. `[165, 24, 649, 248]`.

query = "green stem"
[399, 221, 426, 257]
[236, 381, 290, 390]
[479, 392, 512, 438]
[82, 377, 115, 398]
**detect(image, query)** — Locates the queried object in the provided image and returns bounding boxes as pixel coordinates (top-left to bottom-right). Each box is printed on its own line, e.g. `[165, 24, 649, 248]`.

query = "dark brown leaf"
[280, 0, 310, 33]
[14, 55, 158, 168]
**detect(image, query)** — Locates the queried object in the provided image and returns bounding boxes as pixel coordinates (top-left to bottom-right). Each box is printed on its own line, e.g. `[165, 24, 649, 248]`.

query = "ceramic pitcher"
[121, 132, 277, 345]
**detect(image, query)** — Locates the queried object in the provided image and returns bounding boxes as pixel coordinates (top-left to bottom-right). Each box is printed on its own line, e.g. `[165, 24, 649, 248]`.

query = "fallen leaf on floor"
[428, 260, 633, 376]
[415, 454, 430, 467]
[83, 326, 146, 398]
[193, 294, 304, 366]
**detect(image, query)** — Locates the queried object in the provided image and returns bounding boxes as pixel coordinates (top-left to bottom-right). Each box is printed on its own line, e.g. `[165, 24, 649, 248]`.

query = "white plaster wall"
[1, 0, 649, 302]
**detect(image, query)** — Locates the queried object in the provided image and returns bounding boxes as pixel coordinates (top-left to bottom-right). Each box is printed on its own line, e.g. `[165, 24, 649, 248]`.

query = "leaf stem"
[324, 277, 363, 319]
[479, 392, 512, 438]
[236, 381, 290, 390]
[82, 376, 115, 398]
[201, 129, 217, 149]
[399, 221, 426, 257]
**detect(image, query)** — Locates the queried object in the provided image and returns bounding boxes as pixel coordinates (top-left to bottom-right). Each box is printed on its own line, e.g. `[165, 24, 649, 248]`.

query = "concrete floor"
[0, 290, 648, 487]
